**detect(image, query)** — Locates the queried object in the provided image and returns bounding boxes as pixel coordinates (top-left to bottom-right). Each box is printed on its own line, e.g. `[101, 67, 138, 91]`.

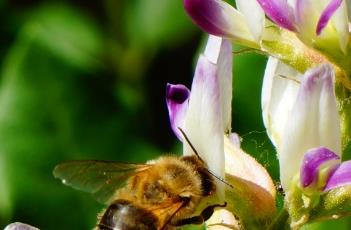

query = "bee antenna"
[178, 127, 204, 163]
[178, 127, 233, 189]
[207, 169, 234, 189]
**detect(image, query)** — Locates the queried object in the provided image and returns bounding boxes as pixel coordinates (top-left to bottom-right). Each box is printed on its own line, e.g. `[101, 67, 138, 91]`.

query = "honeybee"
[53, 129, 228, 230]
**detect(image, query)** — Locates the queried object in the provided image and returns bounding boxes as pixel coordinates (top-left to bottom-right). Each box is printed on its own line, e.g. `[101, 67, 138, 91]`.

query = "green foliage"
[0, 1, 195, 229]
[0, 6, 108, 228]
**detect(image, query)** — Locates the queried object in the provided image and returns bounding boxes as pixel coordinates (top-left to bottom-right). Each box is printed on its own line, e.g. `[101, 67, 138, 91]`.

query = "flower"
[183, 0, 351, 87]
[262, 58, 351, 226]
[184, 0, 349, 53]
[256, 0, 349, 52]
[166, 35, 233, 197]
[183, 0, 265, 47]
[167, 35, 276, 229]
[262, 58, 343, 191]
[4, 222, 39, 230]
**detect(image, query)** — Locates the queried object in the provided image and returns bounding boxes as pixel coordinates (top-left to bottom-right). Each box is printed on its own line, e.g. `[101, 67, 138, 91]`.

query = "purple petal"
[300, 147, 340, 188]
[316, 0, 343, 35]
[325, 161, 351, 191]
[256, 0, 296, 31]
[184, 0, 231, 36]
[183, 0, 257, 44]
[166, 83, 190, 141]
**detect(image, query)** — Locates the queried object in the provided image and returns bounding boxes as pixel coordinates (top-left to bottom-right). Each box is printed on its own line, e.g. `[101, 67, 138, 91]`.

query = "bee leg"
[173, 202, 227, 226]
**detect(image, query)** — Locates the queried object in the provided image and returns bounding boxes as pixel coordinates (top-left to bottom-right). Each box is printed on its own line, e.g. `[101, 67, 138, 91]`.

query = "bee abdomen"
[97, 199, 158, 230]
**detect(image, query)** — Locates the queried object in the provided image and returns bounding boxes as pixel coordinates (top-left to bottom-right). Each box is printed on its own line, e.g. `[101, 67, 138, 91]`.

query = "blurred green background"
[0, 0, 350, 229]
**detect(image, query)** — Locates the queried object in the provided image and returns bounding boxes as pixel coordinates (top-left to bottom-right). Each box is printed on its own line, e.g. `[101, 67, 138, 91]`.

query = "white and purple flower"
[184, 0, 265, 47]
[262, 58, 351, 195]
[166, 35, 233, 195]
[184, 0, 350, 63]
[256, 0, 349, 52]
[166, 35, 276, 228]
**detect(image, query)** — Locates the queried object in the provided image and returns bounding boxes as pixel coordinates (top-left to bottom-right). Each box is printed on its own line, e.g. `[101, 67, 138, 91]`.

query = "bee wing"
[53, 160, 152, 204]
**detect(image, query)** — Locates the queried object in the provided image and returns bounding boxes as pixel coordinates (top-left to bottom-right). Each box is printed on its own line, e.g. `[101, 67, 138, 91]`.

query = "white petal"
[224, 137, 276, 199]
[4, 223, 39, 230]
[261, 57, 302, 148]
[295, 0, 320, 43]
[236, 0, 265, 41]
[218, 2, 257, 46]
[205, 35, 233, 133]
[330, 0, 349, 52]
[206, 208, 240, 230]
[295, 0, 348, 51]
[224, 136, 276, 218]
[279, 64, 341, 190]
[183, 54, 225, 197]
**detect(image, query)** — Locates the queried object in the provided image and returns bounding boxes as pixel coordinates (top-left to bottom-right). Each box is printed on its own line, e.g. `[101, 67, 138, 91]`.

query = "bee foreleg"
[173, 202, 227, 226]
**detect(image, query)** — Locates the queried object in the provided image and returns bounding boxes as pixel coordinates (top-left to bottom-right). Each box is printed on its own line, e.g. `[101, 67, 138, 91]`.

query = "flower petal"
[166, 83, 190, 141]
[206, 208, 240, 230]
[228, 132, 241, 148]
[4, 223, 39, 230]
[183, 53, 225, 195]
[294, 0, 320, 43]
[279, 64, 341, 190]
[183, 36, 232, 197]
[184, 0, 256, 46]
[325, 161, 351, 191]
[300, 147, 340, 188]
[183, 36, 233, 198]
[224, 136, 276, 220]
[204, 35, 233, 133]
[256, 0, 296, 31]
[236, 0, 265, 41]
[327, 0, 349, 52]
[316, 0, 343, 35]
[294, 0, 348, 52]
[261, 57, 302, 148]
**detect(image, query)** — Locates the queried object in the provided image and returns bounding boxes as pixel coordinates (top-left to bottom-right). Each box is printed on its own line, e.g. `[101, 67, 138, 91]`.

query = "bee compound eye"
[98, 200, 158, 230]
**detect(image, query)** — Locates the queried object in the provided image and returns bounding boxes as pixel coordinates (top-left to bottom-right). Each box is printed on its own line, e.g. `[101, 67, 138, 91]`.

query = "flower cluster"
[184, 0, 351, 82]
[6, 1, 351, 229]
[180, 0, 351, 229]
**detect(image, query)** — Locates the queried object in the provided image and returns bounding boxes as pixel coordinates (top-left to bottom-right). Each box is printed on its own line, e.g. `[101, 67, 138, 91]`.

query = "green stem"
[267, 209, 290, 230]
